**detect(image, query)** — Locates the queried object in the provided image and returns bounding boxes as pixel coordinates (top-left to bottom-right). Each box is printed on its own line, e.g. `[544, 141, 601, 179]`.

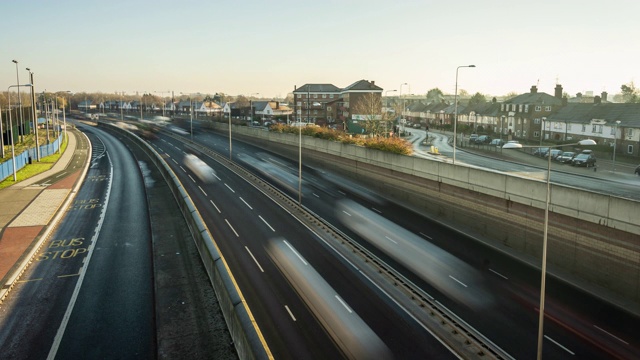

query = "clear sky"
[2, 0, 638, 99]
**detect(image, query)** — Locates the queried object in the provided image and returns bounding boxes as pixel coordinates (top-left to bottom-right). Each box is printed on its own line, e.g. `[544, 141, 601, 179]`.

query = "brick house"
[498, 85, 564, 141]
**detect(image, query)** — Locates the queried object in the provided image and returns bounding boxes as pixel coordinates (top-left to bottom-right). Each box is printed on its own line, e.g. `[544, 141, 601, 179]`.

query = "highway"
[0, 126, 156, 359]
[152, 130, 456, 358]
[161, 122, 640, 359]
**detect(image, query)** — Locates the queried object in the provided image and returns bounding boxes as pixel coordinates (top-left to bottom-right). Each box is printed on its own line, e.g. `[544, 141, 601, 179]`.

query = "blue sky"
[2, 0, 638, 99]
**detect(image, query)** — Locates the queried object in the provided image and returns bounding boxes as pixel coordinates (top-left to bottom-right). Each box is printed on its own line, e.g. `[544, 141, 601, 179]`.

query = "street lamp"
[613, 120, 621, 173]
[298, 101, 322, 205]
[502, 138, 596, 360]
[181, 92, 202, 140]
[385, 90, 397, 136]
[453, 65, 475, 164]
[400, 83, 409, 134]
[6, 84, 33, 181]
[120, 91, 124, 121]
[154, 91, 170, 117]
[249, 93, 259, 124]
[12, 60, 25, 143]
[26, 67, 40, 161]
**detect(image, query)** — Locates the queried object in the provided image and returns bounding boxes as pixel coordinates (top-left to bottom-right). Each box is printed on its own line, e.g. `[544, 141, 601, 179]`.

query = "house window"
[519, 104, 523, 112]
[592, 125, 603, 133]
[330, 94, 334, 99]
[534, 131, 540, 138]
[545, 106, 551, 111]
[535, 105, 541, 111]
[511, 104, 516, 111]
[327, 106, 331, 111]
[297, 101, 301, 106]
[628, 129, 634, 137]
[313, 110, 317, 115]
[523, 130, 527, 137]
[534, 118, 540, 124]
[581, 124, 586, 132]
[628, 145, 634, 154]
[313, 94, 318, 99]
[501, 104, 505, 111]
[567, 124, 572, 131]
[327, 116, 332, 121]
[525, 104, 529, 112]
[322, 94, 326, 98]
[610, 126, 616, 135]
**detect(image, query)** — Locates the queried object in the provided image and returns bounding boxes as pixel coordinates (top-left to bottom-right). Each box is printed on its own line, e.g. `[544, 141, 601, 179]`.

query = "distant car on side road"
[571, 150, 596, 167]
[469, 134, 479, 143]
[533, 147, 549, 157]
[474, 135, 492, 144]
[490, 139, 505, 146]
[556, 151, 576, 163]
[547, 149, 563, 160]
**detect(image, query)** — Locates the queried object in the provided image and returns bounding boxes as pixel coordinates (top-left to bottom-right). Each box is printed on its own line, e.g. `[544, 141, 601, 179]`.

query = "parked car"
[571, 150, 596, 167]
[489, 139, 505, 146]
[556, 151, 576, 163]
[469, 134, 479, 143]
[533, 147, 549, 157]
[474, 135, 492, 144]
[547, 149, 563, 160]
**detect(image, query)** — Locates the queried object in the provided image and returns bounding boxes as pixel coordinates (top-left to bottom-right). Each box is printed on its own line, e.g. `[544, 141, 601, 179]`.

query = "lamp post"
[502, 138, 596, 360]
[154, 91, 170, 117]
[12, 60, 25, 143]
[400, 83, 409, 134]
[613, 120, 621, 173]
[0, 103, 4, 158]
[453, 65, 475, 165]
[7, 84, 32, 181]
[26, 68, 40, 161]
[181, 92, 202, 140]
[120, 91, 124, 121]
[385, 90, 397, 136]
[248, 93, 259, 124]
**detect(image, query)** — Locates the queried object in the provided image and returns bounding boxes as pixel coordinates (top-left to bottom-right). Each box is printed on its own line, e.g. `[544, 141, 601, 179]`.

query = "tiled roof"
[547, 103, 640, 128]
[342, 79, 383, 92]
[294, 84, 341, 93]
[505, 91, 562, 106]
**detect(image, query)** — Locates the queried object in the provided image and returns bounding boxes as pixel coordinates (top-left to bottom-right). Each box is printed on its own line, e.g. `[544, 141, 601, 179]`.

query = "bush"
[267, 125, 413, 155]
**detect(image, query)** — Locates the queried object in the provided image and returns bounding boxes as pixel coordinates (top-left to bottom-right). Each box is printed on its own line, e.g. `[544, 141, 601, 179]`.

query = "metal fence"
[0, 134, 63, 182]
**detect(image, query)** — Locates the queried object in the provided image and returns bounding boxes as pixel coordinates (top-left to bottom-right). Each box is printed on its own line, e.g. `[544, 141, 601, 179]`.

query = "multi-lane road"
[1, 119, 638, 359]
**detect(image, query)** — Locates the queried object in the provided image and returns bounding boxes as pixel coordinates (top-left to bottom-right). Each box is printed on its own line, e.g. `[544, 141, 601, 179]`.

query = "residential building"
[498, 85, 564, 141]
[547, 102, 640, 157]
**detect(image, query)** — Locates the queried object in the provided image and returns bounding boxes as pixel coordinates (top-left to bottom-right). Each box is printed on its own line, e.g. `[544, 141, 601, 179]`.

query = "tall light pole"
[228, 101, 233, 160]
[120, 91, 124, 121]
[613, 120, 621, 173]
[249, 93, 259, 124]
[453, 64, 476, 164]
[12, 60, 24, 143]
[385, 90, 397, 136]
[63, 91, 71, 139]
[7, 84, 32, 181]
[154, 91, 170, 117]
[0, 103, 5, 158]
[400, 83, 408, 134]
[26, 68, 40, 161]
[503, 138, 596, 360]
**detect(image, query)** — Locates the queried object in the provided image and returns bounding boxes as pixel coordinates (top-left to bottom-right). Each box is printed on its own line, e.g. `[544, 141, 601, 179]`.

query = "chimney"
[554, 84, 563, 99]
[601, 91, 608, 102]
[530, 85, 538, 94]
[594, 96, 601, 104]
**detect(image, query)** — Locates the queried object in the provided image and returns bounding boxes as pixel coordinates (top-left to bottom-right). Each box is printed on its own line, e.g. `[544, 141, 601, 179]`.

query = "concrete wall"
[217, 123, 640, 307]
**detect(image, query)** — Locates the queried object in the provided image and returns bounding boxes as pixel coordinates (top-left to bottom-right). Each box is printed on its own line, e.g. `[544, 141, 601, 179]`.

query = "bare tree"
[350, 93, 396, 136]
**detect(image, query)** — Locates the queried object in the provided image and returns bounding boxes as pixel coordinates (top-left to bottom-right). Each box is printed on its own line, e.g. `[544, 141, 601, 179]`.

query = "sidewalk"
[0, 129, 88, 297]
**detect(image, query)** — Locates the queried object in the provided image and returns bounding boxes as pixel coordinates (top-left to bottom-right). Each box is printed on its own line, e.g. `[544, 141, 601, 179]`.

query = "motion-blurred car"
[184, 154, 216, 183]
[571, 150, 596, 167]
[556, 151, 576, 163]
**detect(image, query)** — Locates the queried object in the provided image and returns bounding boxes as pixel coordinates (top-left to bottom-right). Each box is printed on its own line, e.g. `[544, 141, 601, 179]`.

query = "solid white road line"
[225, 183, 235, 193]
[171, 159, 178, 164]
[341, 210, 352, 217]
[384, 236, 398, 244]
[188, 175, 196, 183]
[179, 166, 186, 172]
[419, 232, 432, 240]
[371, 207, 382, 214]
[198, 186, 207, 196]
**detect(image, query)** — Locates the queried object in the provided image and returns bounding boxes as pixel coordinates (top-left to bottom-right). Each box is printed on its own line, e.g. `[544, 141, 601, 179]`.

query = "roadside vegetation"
[0, 132, 67, 189]
[268, 123, 413, 155]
